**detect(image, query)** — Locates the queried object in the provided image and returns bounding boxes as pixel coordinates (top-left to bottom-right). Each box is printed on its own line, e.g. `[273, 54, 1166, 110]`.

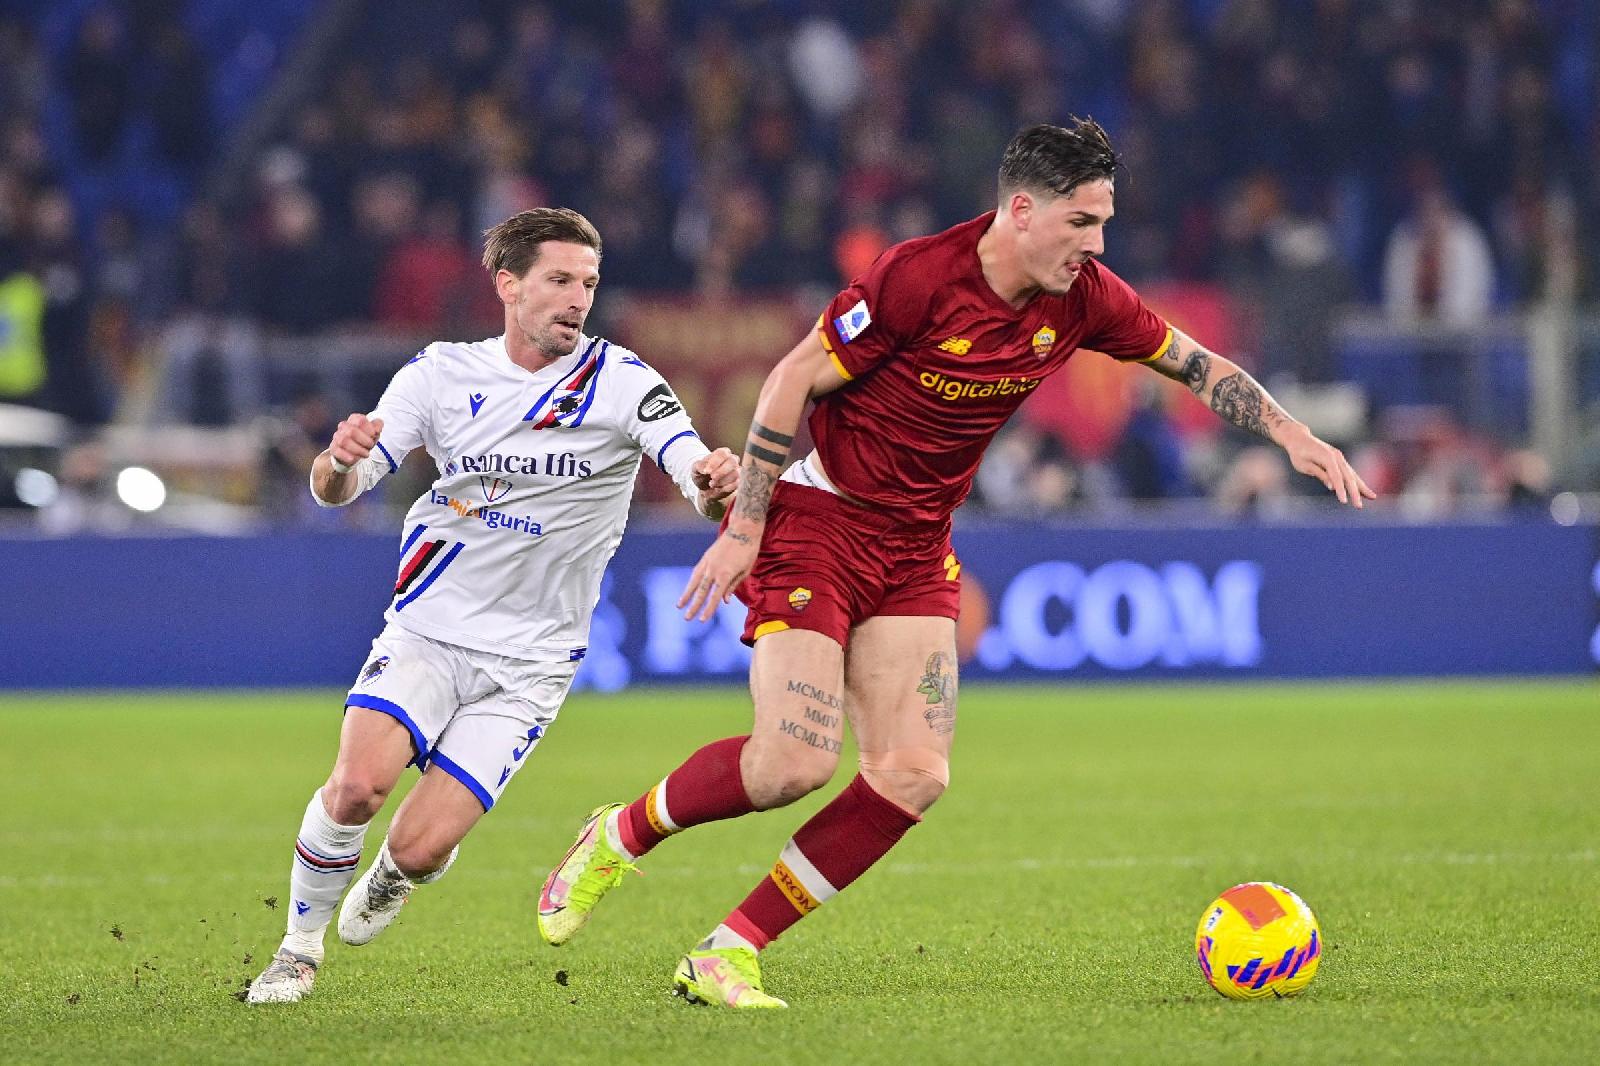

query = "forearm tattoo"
[746, 421, 793, 466]
[916, 653, 956, 735]
[1178, 348, 1211, 394]
[732, 461, 778, 525]
[1209, 371, 1284, 441]
[751, 422, 794, 448]
[734, 420, 790, 526]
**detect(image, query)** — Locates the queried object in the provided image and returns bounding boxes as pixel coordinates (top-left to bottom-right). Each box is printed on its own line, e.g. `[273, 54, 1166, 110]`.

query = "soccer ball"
[1195, 881, 1322, 999]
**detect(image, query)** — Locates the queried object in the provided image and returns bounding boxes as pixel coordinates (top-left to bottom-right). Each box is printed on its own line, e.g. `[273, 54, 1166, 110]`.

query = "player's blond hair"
[482, 208, 603, 278]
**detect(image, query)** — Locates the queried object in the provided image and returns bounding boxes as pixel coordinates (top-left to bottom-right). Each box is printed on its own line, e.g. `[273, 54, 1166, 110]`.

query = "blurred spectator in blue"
[1114, 381, 1195, 501]
[249, 184, 343, 335]
[145, 16, 211, 173]
[25, 186, 109, 426]
[63, 6, 131, 163]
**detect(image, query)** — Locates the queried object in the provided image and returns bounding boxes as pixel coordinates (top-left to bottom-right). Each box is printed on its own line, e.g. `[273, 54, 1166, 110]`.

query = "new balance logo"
[937, 337, 973, 355]
[469, 393, 487, 417]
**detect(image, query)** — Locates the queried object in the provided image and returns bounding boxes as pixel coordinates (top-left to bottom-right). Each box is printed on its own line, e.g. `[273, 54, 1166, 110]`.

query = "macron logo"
[469, 393, 487, 418]
[833, 300, 871, 344]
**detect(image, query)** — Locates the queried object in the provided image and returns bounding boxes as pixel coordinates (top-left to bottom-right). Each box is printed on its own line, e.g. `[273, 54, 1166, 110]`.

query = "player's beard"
[524, 315, 584, 359]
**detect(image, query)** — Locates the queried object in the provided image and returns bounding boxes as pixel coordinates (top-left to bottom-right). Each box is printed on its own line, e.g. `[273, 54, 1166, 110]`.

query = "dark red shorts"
[735, 482, 961, 647]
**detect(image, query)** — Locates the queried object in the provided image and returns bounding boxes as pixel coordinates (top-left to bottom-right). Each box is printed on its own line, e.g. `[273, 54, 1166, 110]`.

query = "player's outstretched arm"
[679, 330, 849, 620]
[1145, 331, 1376, 508]
[310, 414, 385, 507]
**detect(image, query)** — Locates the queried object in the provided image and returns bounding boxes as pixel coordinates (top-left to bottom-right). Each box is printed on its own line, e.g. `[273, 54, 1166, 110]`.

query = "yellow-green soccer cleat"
[672, 947, 788, 1009]
[537, 803, 638, 946]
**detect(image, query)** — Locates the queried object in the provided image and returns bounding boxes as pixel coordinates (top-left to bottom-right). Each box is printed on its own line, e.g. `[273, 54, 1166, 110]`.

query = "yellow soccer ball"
[1195, 881, 1322, 999]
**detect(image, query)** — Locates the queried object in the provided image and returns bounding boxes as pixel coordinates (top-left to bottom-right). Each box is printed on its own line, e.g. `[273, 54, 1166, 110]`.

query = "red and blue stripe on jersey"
[523, 338, 609, 430]
[394, 526, 465, 610]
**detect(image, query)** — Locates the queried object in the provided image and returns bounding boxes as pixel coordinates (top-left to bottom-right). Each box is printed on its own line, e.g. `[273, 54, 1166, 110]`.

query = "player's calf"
[338, 838, 457, 946]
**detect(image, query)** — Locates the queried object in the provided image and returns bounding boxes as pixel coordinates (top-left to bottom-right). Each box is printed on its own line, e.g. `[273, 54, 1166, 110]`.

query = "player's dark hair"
[998, 118, 1121, 200]
[482, 207, 603, 277]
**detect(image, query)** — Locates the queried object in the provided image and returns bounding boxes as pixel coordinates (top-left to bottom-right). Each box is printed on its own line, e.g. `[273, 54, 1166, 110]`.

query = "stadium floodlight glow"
[15, 468, 60, 508]
[116, 466, 167, 512]
[1549, 492, 1580, 526]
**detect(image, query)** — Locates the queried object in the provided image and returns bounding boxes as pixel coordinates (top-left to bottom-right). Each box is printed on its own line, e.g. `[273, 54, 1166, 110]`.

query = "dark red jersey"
[813, 212, 1171, 526]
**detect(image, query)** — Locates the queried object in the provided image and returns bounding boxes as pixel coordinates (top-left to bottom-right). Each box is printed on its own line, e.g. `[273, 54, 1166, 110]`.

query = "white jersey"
[321, 334, 712, 661]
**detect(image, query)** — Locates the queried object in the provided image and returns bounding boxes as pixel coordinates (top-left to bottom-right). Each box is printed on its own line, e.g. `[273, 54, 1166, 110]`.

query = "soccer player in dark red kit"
[536, 120, 1375, 1008]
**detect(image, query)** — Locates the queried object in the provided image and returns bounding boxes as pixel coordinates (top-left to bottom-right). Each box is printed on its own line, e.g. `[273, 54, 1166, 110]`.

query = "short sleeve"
[355, 348, 432, 489]
[1081, 263, 1173, 363]
[621, 361, 709, 505]
[816, 247, 927, 381]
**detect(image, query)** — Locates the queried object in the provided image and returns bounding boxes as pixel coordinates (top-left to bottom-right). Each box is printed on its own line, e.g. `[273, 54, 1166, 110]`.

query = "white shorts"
[344, 623, 579, 812]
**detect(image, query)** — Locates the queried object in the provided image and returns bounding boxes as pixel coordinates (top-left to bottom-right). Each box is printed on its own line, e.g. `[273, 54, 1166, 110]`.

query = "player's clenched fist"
[692, 447, 739, 502]
[329, 414, 385, 470]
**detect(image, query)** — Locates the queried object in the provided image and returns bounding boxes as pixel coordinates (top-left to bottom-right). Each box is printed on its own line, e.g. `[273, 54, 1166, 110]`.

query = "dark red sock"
[617, 735, 754, 858]
[727, 774, 919, 948]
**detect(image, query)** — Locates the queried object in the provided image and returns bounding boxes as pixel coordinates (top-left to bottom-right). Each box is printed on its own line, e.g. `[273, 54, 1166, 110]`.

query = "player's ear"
[1009, 191, 1034, 231]
[495, 268, 519, 307]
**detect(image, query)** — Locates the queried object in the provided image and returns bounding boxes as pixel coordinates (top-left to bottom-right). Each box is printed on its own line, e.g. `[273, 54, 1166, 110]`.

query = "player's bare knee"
[742, 737, 837, 809]
[870, 770, 945, 815]
[749, 758, 837, 809]
[321, 773, 389, 825]
[859, 748, 950, 816]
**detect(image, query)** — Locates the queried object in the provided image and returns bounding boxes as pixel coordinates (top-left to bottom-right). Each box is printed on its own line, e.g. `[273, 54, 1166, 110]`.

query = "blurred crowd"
[1, 0, 1596, 526]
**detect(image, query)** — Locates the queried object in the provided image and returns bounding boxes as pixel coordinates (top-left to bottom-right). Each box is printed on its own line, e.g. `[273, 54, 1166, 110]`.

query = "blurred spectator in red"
[832, 203, 888, 287]
[374, 200, 497, 333]
[331, 173, 421, 322]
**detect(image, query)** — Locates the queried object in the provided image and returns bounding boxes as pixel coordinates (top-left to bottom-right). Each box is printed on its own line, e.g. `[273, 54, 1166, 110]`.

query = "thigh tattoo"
[776, 678, 844, 753]
[916, 653, 956, 736]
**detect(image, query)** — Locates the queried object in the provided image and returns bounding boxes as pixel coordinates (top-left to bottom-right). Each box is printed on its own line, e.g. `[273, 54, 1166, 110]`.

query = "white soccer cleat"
[338, 860, 414, 946]
[245, 949, 318, 1004]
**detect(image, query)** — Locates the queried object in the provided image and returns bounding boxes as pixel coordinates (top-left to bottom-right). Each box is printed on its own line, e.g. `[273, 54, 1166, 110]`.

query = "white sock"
[701, 923, 759, 954]
[371, 838, 412, 886]
[282, 788, 367, 962]
[603, 809, 638, 863]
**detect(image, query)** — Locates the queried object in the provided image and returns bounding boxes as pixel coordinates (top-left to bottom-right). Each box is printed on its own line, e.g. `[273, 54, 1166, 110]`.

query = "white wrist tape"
[329, 454, 353, 474]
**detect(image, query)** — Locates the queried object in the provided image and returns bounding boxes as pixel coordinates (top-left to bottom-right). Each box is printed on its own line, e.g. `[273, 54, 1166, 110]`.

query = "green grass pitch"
[3, 680, 1597, 1064]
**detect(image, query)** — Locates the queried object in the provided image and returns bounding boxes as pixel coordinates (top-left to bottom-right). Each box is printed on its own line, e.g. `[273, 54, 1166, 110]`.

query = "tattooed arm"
[679, 329, 853, 619]
[1146, 329, 1376, 508]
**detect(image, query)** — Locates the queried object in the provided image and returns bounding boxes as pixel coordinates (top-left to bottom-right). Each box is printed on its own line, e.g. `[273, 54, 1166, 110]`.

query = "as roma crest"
[1031, 326, 1056, 359]
[788, 587, 813, 612]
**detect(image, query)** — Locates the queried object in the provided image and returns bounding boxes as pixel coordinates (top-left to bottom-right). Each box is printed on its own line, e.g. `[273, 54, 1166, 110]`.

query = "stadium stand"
[1, 0, 1597, 525]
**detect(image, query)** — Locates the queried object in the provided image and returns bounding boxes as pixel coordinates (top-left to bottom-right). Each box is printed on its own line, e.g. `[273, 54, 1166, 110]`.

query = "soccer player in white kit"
[246, 208, 738, 1003]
